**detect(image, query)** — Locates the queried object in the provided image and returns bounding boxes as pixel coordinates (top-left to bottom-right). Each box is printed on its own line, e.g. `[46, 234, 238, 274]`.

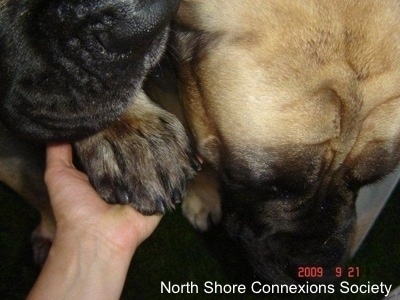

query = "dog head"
[174, 0, 400, 283]
[0, 0, 179, 140]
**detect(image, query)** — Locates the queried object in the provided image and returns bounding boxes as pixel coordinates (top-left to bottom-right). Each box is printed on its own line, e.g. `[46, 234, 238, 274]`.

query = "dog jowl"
[173, 0, 400, 283]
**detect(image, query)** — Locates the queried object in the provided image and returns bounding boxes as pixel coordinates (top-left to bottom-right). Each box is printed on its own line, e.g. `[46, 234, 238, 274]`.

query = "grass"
[0, 181, 399, 300]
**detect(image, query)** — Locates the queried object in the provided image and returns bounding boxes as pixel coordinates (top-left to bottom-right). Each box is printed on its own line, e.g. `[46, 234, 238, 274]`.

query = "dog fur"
[2, 0, 400, 285]
[0, 0, 199, 264]
[171, 0, 400, 283]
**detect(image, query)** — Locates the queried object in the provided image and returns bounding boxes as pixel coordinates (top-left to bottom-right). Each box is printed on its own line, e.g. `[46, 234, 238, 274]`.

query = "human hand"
[45, 142, 161, 253]
[28, 143, 161, 300]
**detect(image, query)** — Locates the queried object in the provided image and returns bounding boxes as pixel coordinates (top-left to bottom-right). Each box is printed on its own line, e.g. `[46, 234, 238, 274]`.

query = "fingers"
[45, 143, 94, 206]
[137, 213, 162, 245]
[45, 142, 84, 194]
[45, 142, 89, 186]
[46, 143, 74, 170]
[122, 208, 162, 249]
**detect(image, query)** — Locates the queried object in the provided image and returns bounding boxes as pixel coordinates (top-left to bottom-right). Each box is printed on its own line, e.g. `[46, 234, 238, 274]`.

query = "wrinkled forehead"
[195, 36, 342, 150]
[208, 44, 336, 150]
[182, 0, 400, 146]
[178, 0, 400, 187]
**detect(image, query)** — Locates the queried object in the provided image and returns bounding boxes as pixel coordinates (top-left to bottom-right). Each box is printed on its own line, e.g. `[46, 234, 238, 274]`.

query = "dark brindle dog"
[169, 0, 400, 283]
[0, 0, 199, 264]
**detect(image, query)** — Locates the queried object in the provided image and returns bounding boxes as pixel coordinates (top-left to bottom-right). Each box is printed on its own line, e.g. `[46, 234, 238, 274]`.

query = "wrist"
[54, 223, 137, 260]
[28, 227, 134, 300]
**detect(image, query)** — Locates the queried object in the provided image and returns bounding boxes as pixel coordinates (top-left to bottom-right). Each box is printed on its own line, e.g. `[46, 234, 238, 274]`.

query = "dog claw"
[75, 93, 198, 215]
[115, 189, 130, 205]
[191, 156, 202, 172]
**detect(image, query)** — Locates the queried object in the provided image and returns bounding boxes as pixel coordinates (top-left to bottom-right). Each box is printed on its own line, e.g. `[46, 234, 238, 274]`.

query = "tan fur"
[176, 0, 400, 177]
[182, 167, 221, 231]
[172, 0, 400, 281]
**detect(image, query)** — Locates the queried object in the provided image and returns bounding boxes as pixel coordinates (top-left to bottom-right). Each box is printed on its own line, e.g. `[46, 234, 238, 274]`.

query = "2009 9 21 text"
[297, 267, 360, 278]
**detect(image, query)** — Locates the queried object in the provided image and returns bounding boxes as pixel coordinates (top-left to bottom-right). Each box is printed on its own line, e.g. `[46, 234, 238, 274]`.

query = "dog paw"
[31, 233, 53, 268]
[182, 168, 221, 231]
[75, 92, 200, 215]
[31, 217, 55, 267]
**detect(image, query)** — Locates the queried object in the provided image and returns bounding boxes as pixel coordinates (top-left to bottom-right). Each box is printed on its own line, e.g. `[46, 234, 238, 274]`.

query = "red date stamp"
[297, 267, 324, 278]
[335, 267, 360, 278]
[297, 266, 361, 279]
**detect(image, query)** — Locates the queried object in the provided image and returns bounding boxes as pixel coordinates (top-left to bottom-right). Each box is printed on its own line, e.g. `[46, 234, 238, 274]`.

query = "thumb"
[46, 143, 74, 171]
[44, 143, 99, 210]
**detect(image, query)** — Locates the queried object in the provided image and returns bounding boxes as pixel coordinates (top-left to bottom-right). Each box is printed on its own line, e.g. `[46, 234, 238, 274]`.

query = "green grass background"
[0, 181, 399, 300]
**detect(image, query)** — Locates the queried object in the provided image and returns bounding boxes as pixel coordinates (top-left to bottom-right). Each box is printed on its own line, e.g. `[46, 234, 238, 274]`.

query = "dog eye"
[265, 179, 311, 199]
[262, 185, 292, 199]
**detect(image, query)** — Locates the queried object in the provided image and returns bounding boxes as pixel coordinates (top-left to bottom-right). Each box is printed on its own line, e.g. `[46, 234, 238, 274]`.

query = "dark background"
[0, 181, 399, 300]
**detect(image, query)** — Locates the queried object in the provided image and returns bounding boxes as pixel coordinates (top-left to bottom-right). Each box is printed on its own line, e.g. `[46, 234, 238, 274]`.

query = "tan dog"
[171, 0, 400, 283]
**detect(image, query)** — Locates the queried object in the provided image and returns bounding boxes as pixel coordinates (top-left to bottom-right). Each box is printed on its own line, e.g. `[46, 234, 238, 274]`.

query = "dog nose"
[42, 0, 180, 54]
[93, 0, 181, 53]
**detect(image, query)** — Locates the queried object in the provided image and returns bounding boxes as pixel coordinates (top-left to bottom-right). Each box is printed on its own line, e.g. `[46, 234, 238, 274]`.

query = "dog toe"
[182, 190, 222, 232]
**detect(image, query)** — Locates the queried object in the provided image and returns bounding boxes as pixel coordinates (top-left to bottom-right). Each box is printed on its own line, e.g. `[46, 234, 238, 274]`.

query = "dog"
[170, 0, 400, 283]
[0, 0, 199, 264]
[0, 0, 400, 283]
